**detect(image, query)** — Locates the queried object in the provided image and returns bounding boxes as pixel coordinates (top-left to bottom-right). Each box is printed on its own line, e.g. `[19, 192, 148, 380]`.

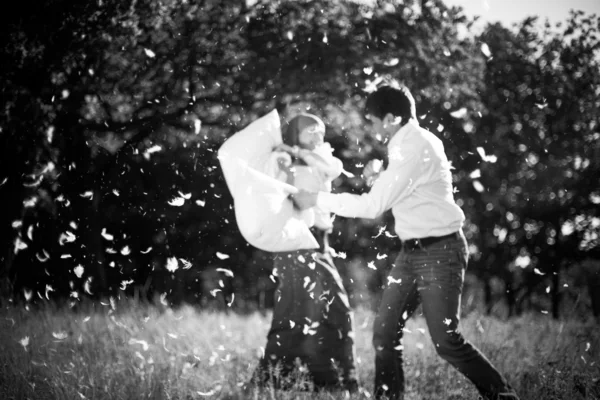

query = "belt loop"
[416, 239, 424, 251]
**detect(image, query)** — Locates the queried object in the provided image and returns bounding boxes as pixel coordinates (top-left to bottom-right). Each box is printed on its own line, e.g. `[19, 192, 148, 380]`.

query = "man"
[291, 83, 519, 400]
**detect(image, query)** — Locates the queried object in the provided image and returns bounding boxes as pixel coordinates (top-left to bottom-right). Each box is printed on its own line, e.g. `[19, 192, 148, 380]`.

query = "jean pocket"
[450, 249, 467, 288]
[454, 247, 469, 268]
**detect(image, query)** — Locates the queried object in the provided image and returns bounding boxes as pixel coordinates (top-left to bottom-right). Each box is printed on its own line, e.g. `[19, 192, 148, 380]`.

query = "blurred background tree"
[1, 0, 598, 319]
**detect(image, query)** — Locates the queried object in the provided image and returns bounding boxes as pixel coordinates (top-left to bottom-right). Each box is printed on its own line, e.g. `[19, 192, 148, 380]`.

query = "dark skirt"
[253, 239, 357, 390]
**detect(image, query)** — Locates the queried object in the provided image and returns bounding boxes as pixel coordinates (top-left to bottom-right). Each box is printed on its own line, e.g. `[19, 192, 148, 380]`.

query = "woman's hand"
[363, 159, 383, 186]
[273, 143, 299, 156]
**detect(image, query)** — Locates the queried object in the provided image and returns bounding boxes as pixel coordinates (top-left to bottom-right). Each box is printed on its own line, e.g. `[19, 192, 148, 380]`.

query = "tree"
[2, 0, 597, 319]
[472, 12, 600, 318]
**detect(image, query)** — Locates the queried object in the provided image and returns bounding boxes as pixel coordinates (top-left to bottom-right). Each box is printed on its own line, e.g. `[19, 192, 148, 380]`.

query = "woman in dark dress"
[250, 114, 358, 392]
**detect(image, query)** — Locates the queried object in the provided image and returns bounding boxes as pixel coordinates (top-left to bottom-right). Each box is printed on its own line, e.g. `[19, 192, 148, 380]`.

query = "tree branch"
[82, 105, 183, 133]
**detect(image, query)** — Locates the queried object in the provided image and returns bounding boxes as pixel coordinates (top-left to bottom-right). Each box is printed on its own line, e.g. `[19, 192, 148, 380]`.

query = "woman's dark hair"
[281, 113, 325, 146]
[364, 84, 417, 124]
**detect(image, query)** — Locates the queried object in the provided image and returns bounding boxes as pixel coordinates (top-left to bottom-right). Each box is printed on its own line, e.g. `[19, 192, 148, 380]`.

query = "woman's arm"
[265, 150, 294, 184]
[277, 157, 295, 185]
[273, 143, 298, 156]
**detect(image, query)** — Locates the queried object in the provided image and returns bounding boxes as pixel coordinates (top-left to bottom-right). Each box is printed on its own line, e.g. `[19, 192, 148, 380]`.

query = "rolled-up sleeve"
[316, 143, 421, 219]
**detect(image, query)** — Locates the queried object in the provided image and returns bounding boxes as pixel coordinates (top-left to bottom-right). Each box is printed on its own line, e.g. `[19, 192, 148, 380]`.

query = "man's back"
[385, 120, 465, 239]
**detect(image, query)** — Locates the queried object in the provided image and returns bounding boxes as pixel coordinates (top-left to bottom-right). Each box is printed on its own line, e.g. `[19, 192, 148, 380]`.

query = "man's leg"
[372, 252, 420, 400]
[414, 238, 519, 400]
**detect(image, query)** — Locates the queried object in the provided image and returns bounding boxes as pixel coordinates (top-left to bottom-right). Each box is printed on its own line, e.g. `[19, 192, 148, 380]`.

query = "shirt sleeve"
[316, 143, 421, 219]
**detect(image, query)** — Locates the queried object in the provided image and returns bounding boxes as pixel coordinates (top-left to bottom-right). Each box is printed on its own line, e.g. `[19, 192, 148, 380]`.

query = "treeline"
[1, 0, 599, 319]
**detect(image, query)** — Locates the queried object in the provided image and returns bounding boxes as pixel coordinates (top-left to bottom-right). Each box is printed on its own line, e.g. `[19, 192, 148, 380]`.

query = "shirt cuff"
[316, 192, 336, 214]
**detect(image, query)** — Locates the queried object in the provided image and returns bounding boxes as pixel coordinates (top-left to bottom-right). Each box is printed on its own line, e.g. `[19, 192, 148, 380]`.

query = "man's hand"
[291, 189, 318, 210]
[363, 159, 383, 186]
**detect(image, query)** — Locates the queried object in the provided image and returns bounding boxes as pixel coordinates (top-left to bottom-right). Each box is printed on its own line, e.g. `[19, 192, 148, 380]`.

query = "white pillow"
[217, 109, 319, 252]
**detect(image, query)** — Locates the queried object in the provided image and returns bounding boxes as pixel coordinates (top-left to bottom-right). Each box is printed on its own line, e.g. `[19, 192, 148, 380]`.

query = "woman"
[250, 114, 358, 392]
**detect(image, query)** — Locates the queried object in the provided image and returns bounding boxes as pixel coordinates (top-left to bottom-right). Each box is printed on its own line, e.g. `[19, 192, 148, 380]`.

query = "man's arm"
[314, 144, 421, 219]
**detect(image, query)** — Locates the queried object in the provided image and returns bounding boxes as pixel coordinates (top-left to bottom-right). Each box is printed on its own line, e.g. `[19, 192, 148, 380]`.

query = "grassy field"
[0, 301, 598, 400]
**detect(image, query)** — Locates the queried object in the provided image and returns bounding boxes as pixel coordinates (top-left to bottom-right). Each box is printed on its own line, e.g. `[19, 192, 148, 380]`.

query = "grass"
[0, 300, 599, 400]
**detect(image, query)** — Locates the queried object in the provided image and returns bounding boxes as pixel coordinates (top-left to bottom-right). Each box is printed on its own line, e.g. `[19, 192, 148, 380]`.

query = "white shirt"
[316, 119, 465, 240]
[293, 143, 343, 232]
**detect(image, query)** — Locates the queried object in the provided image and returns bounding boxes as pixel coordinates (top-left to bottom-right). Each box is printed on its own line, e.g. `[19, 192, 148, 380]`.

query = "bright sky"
[442, 0, 600, 27]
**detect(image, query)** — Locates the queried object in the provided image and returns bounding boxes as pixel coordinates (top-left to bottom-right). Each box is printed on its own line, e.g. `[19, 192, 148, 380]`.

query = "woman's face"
[298, 124, 324, 150]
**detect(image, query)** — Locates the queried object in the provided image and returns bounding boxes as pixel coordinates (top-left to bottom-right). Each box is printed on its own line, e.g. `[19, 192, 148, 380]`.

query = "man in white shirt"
[292, 83, 519, 400]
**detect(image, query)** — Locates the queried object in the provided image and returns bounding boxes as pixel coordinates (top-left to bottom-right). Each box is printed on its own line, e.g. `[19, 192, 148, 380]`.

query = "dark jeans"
[252, 246, 358, 391]
[373, 230, 515, 400]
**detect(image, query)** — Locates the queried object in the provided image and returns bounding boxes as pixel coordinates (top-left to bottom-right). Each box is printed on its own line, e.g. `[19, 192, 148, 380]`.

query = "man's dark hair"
[364, 84, 417, 124]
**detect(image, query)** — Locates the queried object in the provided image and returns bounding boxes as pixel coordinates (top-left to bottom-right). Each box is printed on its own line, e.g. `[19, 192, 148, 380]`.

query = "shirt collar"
[388, 118, 419, 145]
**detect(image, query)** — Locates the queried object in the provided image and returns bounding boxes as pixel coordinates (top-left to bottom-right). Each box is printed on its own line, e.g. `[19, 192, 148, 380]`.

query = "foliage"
[0, 0, 598, 317]
[466, 12, 600, 317]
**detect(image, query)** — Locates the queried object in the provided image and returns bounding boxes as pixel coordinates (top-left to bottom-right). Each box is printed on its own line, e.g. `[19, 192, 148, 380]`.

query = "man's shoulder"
[388, 135, 422, 163]
[393, 123, 429, 150]
[409, 124, 443, 149]
[389, 124, 446, 164]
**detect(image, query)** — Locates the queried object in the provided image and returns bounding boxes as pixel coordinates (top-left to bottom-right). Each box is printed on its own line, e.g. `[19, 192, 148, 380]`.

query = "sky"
[442, 0, 600, 27]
